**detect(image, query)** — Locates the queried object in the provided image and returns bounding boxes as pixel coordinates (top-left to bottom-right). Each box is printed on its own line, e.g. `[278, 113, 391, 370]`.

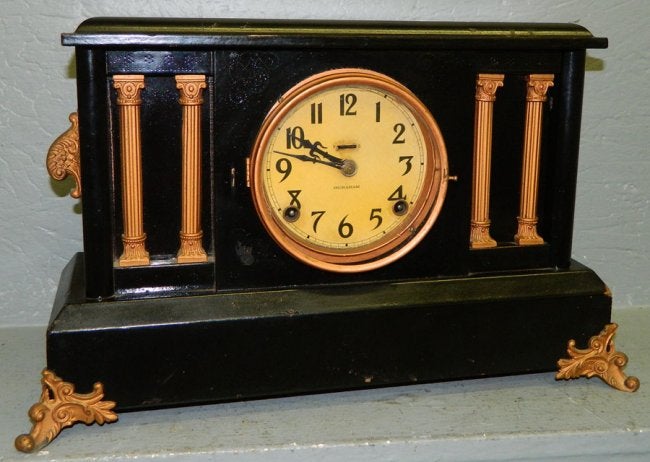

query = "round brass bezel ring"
[249, 68, 449, 273]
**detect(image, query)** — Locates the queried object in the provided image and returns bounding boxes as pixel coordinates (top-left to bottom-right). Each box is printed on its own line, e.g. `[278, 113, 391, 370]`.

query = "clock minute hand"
[273, 150, 343, 170]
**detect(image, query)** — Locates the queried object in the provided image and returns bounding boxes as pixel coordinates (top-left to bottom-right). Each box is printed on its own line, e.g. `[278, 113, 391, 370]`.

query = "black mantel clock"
[16, 18, 640, 452]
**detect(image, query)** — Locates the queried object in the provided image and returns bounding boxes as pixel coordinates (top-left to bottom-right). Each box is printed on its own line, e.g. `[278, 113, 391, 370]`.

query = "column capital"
[526, 74, 554, 102]
[475, 74, 504, 102]
[113, 75, 145, 106]
[175, 75, 207, 106]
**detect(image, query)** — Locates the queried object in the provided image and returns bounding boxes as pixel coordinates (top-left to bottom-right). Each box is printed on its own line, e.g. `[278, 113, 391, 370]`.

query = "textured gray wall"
[1, 0, 648, 326]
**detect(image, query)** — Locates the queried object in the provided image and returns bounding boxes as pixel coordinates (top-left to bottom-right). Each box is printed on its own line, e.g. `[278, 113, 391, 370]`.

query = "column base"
[177, 231, 207, 264]
[515, 218, 544, 246]
[119, 234, 150, 267]
[470, 221, 497, 249]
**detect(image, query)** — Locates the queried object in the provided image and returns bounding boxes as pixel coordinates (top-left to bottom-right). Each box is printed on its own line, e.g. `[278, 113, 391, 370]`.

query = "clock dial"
[250, 69, 448, 272]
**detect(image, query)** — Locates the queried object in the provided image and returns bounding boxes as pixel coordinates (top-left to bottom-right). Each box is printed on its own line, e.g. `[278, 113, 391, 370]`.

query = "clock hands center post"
[276, 133, 358, 176]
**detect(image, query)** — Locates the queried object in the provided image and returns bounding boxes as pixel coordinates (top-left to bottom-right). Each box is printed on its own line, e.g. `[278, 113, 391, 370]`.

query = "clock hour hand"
[273, 150, 343, 170]
[302, 139, 345, 166]
[287, 133, 345, 166]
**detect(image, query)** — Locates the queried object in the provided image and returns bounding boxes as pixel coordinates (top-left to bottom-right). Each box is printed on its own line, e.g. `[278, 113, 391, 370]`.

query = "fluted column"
[176, 75, 208, 263]
[470, 74, 504, 249]
[515, 74, 554, 246]
[113, 75, 149, 266]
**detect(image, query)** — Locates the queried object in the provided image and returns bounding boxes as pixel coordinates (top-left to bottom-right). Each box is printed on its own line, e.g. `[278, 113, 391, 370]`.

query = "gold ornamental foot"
[46, 112, 82, 198]
[15, 369, 118, 453]
[556, 323, 640, 392]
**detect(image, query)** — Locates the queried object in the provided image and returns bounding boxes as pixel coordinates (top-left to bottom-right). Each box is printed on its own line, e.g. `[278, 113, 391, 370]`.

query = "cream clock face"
[249, 68, 448, 272]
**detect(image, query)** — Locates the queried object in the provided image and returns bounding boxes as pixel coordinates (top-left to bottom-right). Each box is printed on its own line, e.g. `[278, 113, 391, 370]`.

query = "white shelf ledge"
[2, 308, 649, 461]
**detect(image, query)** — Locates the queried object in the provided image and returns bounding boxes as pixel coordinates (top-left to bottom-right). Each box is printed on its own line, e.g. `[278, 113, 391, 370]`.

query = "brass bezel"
[250, 68, 448, 272]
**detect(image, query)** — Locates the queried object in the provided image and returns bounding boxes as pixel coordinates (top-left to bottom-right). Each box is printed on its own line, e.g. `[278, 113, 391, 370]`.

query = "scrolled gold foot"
[556, 323, 640, 392]
[15, 369, 118, 453]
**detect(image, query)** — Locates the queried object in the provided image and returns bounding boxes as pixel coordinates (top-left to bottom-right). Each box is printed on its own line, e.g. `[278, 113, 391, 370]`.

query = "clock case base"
[47, 253, 610, 411]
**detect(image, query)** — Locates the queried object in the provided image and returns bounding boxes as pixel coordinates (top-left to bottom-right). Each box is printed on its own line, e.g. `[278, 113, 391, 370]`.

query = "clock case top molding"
[47, 18, 609, 410]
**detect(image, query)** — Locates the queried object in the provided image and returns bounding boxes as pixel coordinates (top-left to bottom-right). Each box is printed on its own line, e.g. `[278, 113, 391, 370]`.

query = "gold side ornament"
[46, 112, 82, 198]
[556, 323, 640, 392]
[15, 369, 118, 453]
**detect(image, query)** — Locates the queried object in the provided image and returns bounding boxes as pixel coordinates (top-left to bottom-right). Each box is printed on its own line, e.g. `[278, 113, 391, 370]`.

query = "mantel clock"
[15, 18, 640, 452]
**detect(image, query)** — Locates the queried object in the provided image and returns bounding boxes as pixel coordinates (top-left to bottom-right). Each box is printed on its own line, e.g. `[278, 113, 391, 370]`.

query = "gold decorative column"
[470, 74, 504, 249]
[176, 75, 208, 263]
[113, 75, 149, 266]
[515, 74, 554, 246]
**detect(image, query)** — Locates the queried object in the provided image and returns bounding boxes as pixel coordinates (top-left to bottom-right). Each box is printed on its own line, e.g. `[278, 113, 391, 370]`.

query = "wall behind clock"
[0, 0, 648, 326]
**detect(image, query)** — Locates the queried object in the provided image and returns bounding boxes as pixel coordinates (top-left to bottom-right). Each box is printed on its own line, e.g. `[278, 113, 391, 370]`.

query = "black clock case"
[47, 19, 609, 410]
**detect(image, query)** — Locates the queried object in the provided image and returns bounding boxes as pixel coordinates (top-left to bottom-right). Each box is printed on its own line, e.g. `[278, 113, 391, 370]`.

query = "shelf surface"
[2, 308, 649, 461]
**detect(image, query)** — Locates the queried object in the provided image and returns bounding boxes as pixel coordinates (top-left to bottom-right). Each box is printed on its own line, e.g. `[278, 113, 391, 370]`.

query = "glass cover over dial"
[249, 68, 448, 272]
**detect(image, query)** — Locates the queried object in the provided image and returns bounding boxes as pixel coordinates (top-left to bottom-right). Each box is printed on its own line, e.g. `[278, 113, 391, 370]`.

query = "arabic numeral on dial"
[388, 185, 406, 201]
[392, 123, 406, 144]
[311, 210, 325, 233]
[310, 102, 323, 124]
[338, 215, 354, 238]
[399, 156, 413, 176]
[275, 158, 292, 182]
[339, 93, 357, 116]
[286, 126, 304, 149]
[369, 208, 383, 230]
[288, 190, 302, 209]
[388, 186, 409, 216]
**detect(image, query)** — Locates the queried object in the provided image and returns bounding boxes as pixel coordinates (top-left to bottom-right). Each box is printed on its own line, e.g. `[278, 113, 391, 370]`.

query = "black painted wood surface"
[47, 254, 611, 410]
[46, 20, 610, 410]
[63, 19, 607, 299]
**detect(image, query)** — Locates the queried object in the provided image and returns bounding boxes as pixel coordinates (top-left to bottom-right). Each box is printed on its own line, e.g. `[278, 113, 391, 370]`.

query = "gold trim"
[75, 21, 597, 40]
[604, 285, 613, 298]
[176, 75, 208, 264]
[46, 112, 82, 198]
[15, 370, 117, 453]
[515, 74, 554, 246]
[114, 75, 150, 267]
[470, 74, 504, 249]
[556, 323, 640, 392]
